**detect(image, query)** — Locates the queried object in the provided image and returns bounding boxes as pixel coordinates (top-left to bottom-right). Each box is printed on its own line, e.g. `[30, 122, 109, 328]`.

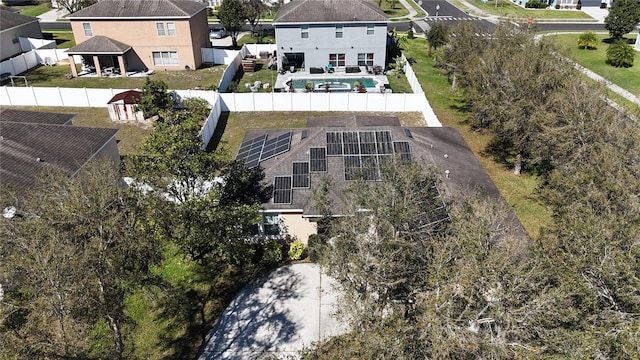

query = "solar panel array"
[292, 162, 310, 188]
[273, 176, 292, 204]
[310, 147, 327, 172]
[236, 132, 292, 168]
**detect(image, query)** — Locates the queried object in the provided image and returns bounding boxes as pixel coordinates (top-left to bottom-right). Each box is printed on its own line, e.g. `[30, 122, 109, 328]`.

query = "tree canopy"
[218, 0, 247, 48]
[604, 0, 640, 40]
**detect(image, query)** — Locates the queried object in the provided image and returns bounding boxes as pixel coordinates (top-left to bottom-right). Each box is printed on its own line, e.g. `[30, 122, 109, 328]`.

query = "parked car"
[209, 26, 229, 39]
[0, 73, 12, 84]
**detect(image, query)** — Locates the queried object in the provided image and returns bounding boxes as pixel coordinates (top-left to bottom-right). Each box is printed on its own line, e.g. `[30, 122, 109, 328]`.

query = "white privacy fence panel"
[201, 48, 239, 65]
[199, 93, 223, 148]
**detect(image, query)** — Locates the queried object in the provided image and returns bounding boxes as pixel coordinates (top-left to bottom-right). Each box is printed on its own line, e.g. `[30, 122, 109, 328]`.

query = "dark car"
[0, 73, 12, 84]
[209, 26, 229, 40]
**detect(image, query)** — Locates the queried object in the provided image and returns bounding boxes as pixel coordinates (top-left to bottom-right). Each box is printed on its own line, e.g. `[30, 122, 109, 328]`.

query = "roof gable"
[273, 0, 388, 23]
[70, 0, 206, 19]
[67, 36, 132, 55]
[0, 5, 39, 31]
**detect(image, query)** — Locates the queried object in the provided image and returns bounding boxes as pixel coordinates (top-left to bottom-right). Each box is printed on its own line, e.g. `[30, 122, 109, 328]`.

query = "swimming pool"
[287, 77, 380, 92]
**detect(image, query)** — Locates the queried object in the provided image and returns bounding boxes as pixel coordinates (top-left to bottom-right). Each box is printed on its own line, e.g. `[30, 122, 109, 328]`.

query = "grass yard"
[7, 106, 152, 155]
[41, 29, 76, 48]
[402, 38, 552, 238]
[381, 0, 410, 18]
[407, 0, 427, 18]
[13, 63, 225, 90]
[550, 33, 640, 98]
[453, 0, 593, 19]
[10, 3, 51, 17]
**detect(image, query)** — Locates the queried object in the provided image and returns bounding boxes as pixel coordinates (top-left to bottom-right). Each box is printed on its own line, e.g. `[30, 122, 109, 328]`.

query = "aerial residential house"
[0, 109, 120, 194]
[236, 115, 504, 243]
[0, 6, 43, 61]
[272, 0, 389, 71]
[67, 0, 210, 77]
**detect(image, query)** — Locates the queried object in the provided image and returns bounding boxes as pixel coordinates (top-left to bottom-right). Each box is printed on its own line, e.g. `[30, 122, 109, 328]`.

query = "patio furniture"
[345, 66, 360, 73]
[373, 65, 383, 75]
[326, 63, 334, 73]
[310, 67, 324, 74]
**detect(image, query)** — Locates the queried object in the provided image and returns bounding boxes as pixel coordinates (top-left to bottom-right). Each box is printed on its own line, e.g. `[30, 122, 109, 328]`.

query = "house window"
[358, 53, 374, 66]
[263, 214, 280, 236]
[329, 53, 345, 67]
[82, 23, 93, 37]
[167, 22, 176, 36]
[301, 25, 309, 39]
[335, 25, 343, 38]
[156, 22, 165, 36]
[152, 51, 179, 66]
[366, 24, 374, 35]
[560, 0, 572, 3]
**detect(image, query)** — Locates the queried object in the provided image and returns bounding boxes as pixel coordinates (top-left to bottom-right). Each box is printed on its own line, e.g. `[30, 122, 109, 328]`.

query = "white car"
[209, 26, 229, 40]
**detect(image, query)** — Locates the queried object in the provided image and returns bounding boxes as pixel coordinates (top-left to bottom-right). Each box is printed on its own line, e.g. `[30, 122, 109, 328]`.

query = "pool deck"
[274, 66, 389, 93]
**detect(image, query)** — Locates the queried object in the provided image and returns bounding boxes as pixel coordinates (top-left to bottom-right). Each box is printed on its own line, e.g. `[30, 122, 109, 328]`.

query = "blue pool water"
[288, 77, 378, 91]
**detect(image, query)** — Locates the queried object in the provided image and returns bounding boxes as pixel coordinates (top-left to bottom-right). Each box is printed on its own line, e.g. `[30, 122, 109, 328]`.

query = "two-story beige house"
[67, 0, 210, 77]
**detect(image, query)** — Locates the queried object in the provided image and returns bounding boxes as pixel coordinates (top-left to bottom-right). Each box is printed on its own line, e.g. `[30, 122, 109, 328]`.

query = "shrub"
[578, 31, 598, 49]
[525, 0, 548, 8]
[307, 234, 325, 263]
[288, 241, 305, 260]
[606, 39, 636, 68]
[555, 3, 561, 8]
[262, 240, 283, 264]
[576, 0, 582, 9]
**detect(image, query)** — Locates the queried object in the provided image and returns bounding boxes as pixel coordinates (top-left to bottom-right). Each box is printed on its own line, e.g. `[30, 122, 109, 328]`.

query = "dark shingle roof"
[273, 0, 388, 23]
[69, 0, 206, 19]
[0, 5, 39, 31]
[108, 90, 142, 104]
[67, 36, 131, 55]
[239, 116, 500, 215]
[0, 112, 119, 192]
[0, 108, 75, 125]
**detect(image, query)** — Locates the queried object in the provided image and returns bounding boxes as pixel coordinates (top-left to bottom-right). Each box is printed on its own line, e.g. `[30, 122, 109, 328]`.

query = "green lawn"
[381, 0, 410, 18]
[41, 29, 75, 48]
[407, 0, 427, 18]
[14, 63, 225, 90]
[10, 3, 51, 17]
[403, 38, 552, 238]
[550, 33, 640, 98]
[453, 0, 593, 19]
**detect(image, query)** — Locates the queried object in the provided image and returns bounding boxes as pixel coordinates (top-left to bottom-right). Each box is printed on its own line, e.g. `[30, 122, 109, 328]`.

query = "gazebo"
[66, 36, 131, 78]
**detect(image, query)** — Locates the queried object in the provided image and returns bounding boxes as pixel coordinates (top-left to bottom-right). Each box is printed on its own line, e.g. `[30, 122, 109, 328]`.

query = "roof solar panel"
[359, 131, 377, 155]
[344, 156, 361, 181]
[361, 155, 379, 181]
[393, 141, 412, 164]
[310, 147, 327, 172]
[327, 132, 343, 156]
[236, 134, 266, 168]
[376, 131, 393, 155]
[343, 131, 360, 155]
[261, 132, 292, 162]
[273, 176, 292, 204]
[292, 162, 310, 188]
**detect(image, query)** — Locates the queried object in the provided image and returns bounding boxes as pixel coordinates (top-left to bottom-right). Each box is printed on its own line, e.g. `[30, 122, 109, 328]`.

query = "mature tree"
[137, 78, 174, 118]
[426, 21, 449, 54]
[129, 98, 270, 264]
[245, 0, 266, 39]
[55, 0, 95, 14]
[606, 39, 636, 67]
[312, 160, 549, 358]
[604, 0, 640, 40]
[0, 159, 160, 359]
[218, 0, 246, 48]
[577, 31, 598, 49]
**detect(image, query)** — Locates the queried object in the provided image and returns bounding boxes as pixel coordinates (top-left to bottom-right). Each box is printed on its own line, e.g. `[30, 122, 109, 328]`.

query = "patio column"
[117, 55, 127, 77]
[93, 55, 102, 78]
[68, 56, 78, 78]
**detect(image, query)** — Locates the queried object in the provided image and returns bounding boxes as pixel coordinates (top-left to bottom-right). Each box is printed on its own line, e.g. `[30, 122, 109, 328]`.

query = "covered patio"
[66, 36, 132, 78]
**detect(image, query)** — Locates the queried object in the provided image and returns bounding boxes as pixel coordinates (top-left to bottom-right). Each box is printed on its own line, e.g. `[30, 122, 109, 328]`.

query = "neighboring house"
[67, 0, 210, 77]
[0, 109, 120, 193]
[235, 115, 504, 243]
[0, 6, 43, 62]
[107, 90, 144, 121]
[272, 0, 388, 71]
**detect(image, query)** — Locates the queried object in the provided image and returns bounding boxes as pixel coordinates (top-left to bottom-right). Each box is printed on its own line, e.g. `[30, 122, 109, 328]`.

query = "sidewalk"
[37, 8, 68, 22]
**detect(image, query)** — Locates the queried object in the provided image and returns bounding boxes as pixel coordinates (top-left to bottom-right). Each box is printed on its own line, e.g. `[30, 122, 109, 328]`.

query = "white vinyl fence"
[0, 48, 82, 77]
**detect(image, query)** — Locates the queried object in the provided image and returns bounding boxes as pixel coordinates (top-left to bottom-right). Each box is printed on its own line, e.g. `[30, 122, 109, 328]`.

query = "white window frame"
[82, 23, 93, 37]
[335, 25, 343, 38]
[358, 53, 374, 66]
[166, 22, 176, 36]
[366, 24, 374, 35]
[329, 53, 345, 67]
[301, 25, 309, 39]
[156, 22, 166, 36]
[262, 214, 281, 236]
[152, 51, 179, 66]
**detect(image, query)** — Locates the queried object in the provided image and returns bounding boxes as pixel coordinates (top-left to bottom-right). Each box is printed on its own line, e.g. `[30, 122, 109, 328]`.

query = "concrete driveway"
[198, 263, 347, 360]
